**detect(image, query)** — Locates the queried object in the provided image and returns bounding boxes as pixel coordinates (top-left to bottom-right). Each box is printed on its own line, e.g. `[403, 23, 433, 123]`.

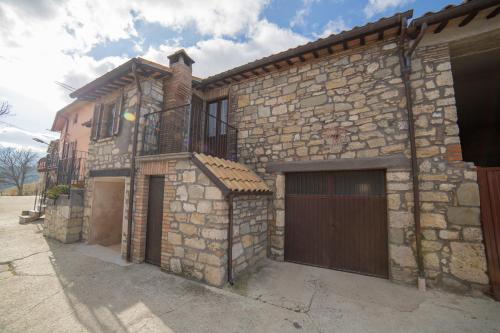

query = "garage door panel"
[285, 195, 331, 267]
[285, 170, 388, 278]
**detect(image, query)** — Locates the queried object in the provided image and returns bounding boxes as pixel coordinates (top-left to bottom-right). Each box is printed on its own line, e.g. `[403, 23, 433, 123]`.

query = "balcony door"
[205, 98, 228, 159]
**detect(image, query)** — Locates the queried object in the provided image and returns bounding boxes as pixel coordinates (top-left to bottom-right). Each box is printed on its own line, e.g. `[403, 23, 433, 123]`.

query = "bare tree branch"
[0, 148, 37, 195]
[0, 101, 11, 117]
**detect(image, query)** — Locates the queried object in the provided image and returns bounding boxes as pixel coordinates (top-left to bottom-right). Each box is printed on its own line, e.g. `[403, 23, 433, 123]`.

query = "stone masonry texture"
[44, 189, 85, 244]
[133, 156, 269, 287]
[199, 36, 490, 294]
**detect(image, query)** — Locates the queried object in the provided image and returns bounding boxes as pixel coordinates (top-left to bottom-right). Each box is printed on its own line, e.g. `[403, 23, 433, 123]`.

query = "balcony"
[56, 151, 88, 186]
[141, 104, 238, 161]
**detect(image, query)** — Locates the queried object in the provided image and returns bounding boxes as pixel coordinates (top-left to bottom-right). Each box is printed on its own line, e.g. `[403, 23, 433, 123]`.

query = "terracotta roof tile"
[193, 153, 271, 195]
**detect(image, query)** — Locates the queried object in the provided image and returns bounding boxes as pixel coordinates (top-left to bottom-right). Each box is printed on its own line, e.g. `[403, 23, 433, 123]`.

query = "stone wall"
[411, 43, 487, 294]
[133, 155, 270, 287]
[134, 155, 229, 287]
[231, 195, 269, 275]
[226, 38, 418, 283]
[44, 189, 84, 243]
[87, 78, 163, 171]
[200, 36, 490, 294]
[83, 77, 163, 245]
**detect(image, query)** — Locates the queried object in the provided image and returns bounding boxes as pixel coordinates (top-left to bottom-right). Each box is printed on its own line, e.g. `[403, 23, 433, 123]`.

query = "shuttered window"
[90, 93, 123, 140]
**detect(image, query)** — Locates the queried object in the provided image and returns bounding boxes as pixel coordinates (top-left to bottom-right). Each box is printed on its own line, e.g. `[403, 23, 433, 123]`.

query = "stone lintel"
[266, 154, 410, 173]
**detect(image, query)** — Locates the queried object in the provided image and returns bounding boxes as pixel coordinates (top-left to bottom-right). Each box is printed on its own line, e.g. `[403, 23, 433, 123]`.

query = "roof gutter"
[398, 16, 428, 290]
[126, 61, 143, 262]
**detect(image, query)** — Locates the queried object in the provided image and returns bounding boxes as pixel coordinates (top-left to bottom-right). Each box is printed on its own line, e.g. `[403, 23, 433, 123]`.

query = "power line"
[54, 81, 76, 92]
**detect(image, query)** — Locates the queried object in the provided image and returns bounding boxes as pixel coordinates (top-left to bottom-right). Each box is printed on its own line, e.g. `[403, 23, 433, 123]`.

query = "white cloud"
[144, 20, 309, 78]
[0, 0, 309, 149]
[0, 126, 58, 152]
[363, 0, 412, 18]
[316, 18, 350, 38]
[291, 0, 319, 28]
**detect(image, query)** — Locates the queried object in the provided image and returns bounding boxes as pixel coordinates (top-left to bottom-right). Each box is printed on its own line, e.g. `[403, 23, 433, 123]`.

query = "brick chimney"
[164, 49, 195, 109]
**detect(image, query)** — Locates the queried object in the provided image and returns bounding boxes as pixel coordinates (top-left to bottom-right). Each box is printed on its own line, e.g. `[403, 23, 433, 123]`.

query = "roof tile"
[194, 153, 271, 194]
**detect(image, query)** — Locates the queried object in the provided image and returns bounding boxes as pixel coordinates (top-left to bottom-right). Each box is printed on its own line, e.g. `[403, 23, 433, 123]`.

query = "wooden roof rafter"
[486, 6, 500, 18]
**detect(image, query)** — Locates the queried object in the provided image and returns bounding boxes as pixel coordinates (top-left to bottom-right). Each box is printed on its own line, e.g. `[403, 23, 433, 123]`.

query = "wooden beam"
[298, 55, 306, 62]
[433, 20, 448, 34]
[215, 81, 225, 87]
[377, 31, 384, 41]
[240, 73, 249, 79]
[251, 70, 260, 76]
[458, 11, 478, 27]
[223, 79, 232, 84]
[486, 6, 500, 19]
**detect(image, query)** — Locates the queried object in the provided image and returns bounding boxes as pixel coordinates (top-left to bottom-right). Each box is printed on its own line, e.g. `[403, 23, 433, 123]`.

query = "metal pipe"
[398, 17, 428, 285]
[227, 193, 234, 285]
[126, 61, 143, 262]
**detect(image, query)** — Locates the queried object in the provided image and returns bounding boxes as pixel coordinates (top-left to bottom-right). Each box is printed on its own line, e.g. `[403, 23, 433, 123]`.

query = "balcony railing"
[56, 151, 88, 186]
[141, 104, 238, 161]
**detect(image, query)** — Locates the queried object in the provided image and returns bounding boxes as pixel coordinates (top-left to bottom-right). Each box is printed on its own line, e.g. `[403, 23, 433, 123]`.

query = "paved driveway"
[1, 196, 499, 333]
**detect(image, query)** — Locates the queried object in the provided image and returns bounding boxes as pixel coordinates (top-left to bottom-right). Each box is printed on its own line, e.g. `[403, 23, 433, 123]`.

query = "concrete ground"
[1, 196, 499, 333]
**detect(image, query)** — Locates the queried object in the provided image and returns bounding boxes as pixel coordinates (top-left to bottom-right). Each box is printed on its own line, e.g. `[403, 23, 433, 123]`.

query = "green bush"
[46, 185, 70, 200]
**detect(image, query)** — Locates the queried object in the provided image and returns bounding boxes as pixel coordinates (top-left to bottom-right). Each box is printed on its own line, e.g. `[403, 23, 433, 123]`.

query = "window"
[206, 98, 228, 137]
[91, 95, 123, 141]
[73, 113, 78, 124]
[100, 102, 117, 138]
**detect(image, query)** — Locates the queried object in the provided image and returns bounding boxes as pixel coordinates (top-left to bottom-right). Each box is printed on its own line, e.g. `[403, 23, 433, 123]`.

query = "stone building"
[66, 0, 500, 297]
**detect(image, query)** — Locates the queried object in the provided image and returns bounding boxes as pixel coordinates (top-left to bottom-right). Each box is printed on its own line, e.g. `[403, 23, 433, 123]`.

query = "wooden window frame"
[205, 97, 228, 139]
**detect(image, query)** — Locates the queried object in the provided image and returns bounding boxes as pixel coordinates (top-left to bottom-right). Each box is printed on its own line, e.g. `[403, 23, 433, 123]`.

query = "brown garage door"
[285, 170, 389, 278]
[146, 176, 164, 266]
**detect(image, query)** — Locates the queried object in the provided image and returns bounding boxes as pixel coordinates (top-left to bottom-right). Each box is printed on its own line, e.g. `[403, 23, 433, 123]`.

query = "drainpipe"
[398, 18, 428, 291]
[126, 61, 143, 262]
[227, 193, 234, 285]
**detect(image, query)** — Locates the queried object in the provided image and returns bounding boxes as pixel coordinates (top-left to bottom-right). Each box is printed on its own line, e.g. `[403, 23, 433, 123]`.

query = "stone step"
[21, 210, 30, 215]
[19, 215, 38, 224]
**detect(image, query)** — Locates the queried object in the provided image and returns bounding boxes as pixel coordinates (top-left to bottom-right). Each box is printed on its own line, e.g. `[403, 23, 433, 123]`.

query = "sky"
[0, 0, 461, 152]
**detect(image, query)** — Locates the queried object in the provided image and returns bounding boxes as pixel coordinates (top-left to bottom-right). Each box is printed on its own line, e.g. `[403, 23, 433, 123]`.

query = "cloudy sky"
[0, 0, 459, 152]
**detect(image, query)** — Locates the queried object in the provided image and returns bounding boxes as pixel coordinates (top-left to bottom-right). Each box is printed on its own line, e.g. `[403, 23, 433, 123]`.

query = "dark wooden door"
[285, 170, 389, 278]
[146, 176, 164, 266]
[478, 167, 500, 300]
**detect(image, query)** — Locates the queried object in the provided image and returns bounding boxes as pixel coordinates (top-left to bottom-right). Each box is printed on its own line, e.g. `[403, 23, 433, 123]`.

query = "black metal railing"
[56, 151, 88, 186]
[141, 104, 238, 161]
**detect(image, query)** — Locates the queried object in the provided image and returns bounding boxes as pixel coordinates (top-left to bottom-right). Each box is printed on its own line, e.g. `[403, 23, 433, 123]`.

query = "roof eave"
[410, 0, 500, 31]
[70, 58, 172, 100]
[200, 10, 413, 88]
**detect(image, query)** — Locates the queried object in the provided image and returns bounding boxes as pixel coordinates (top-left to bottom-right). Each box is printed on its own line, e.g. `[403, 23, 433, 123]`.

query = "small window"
[100, 102, 117, 138]
[73, 113, 78, 124]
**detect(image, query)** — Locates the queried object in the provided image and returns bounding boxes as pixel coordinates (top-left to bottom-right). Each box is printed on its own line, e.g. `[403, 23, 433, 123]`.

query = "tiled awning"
[193, 153, 271, 196]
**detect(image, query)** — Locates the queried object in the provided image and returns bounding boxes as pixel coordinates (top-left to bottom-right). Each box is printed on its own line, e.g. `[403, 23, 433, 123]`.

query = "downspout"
[126, 61, 143, 262]
[398, 18, 428, 290]
[227, 192, 234, 285]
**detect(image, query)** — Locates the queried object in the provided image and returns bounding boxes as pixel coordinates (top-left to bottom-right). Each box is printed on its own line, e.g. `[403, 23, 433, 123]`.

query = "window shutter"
[112, 93, 123, 136]
[91, 104, 103, 140]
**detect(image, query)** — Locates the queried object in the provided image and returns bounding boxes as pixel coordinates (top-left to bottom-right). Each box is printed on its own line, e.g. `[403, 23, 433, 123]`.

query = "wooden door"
[285, 170, 389, 278]
[146, 176, 164, 266]
[478, 167, 500, 300]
